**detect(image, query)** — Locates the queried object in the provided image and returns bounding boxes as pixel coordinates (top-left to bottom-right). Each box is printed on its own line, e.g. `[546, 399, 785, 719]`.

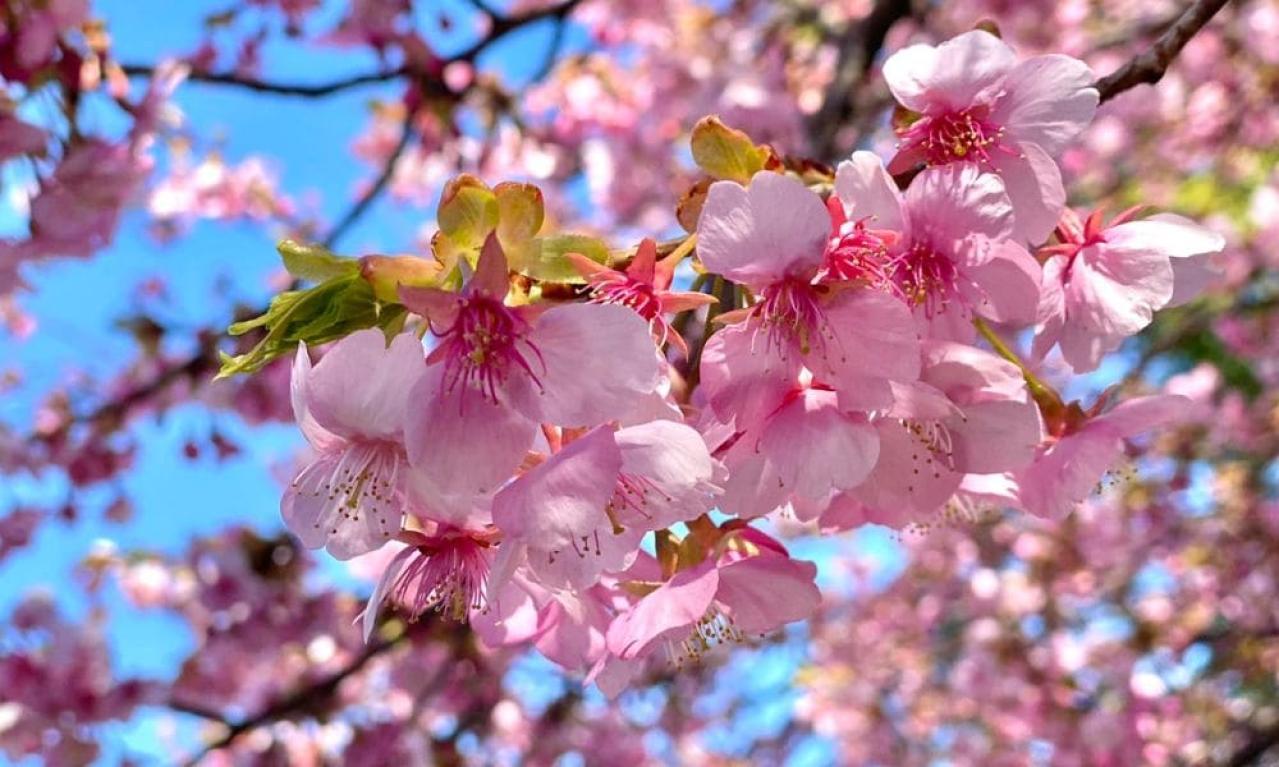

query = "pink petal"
[948, 400, 1041, 473]
[606, 562, 719, 660]
[1015, 432, 1123, 519]
[404, 367, 537, 499]
[810, 289, 922, 392]
[993, 54, 1098, 153]
[525, 303, 661, 427]
[882, 30, 1016, 112]
[697, 172, 830, 286]
[906, 163, 1014, 246]
[362, 544, 415, 642]
[921, 340, 1027, 402]
[699, 321, 800, 431]
[854, 418, 963, 516]
[833, 151, 907, 232]
[715, 554, 820, 633]
[290, 343, 341, 452]
[491, 427, 626, 587]
[987, 143, 1065, 244]
[1091, 394, 1189, 438]
[758, 388, 880, 500]
[306, 329, 424, 441]
[613, 421, 722, 529]
[966, 239, 1042, 326]
[719, 451, 792, 520]
[1068, 239, 1175, 336]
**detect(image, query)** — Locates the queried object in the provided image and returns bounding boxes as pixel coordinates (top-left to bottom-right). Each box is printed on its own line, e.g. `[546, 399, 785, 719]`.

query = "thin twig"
[119, 63, 408, 98]
[178, 628, 409, 766]
[1094, 0, 1234, 102]
[322, 106, 418, 249]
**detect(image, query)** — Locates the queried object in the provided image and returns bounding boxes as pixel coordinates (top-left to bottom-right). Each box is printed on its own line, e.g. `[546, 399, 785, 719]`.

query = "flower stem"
[972, 316, 1064, 412]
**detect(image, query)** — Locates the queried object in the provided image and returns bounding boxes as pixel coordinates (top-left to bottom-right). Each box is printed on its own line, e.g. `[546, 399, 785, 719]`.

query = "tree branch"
[1222, 722, 1279, 767]
[808, 0, 915, 162]
[176, 628, 410, 766]
[119, 63, 409, 98]
[322, 105, 418, 249]
[1094, 0, 1234, 103]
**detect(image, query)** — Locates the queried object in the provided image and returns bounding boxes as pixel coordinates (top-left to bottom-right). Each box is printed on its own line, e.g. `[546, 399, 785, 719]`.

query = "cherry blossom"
[883, 29, 1098, 243]
[281, 328, 422, 559]
[1034, 208, 1226, 372]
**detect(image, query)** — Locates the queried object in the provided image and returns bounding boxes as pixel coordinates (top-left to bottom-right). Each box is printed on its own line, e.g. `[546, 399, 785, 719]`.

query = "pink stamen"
[898, 106, 1011, 167]
[390, 532, 491, 622]
[822, 218, 896, 288]
[888, 242, 960, 317]
[432, 295, 543, 403]
[751, 277, 828, 356]
[584, 272, 671, 347]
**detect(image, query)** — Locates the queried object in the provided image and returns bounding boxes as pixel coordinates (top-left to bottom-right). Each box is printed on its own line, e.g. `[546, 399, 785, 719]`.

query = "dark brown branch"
[453, 0, 585, 63]
[1094, 0, 1234, 102]
[808, 0, 914, 162]
[120, 63, 408, 98]
[121, 0, 584, 97]
[177, 629, 409, 767]
[322, 105, 418, 249]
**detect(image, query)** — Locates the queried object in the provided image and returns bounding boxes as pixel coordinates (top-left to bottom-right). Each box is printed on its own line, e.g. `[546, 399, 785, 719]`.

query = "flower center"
[434, 296, 542, 402]
[294, 440, 403, 539]
[890, 242, 959, 317]
[669, 608, 745, 667]
[392, 532, 490, 622]
[753, 277, 827, 356]
[823, 219, 895, 287]
[587, 274, 662, 323]
[900, 106, 1005, 167]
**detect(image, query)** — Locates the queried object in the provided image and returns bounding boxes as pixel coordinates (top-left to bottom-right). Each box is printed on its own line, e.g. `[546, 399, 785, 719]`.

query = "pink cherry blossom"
[605, 527, 820, 666]
[834, 151, 1041, 340]
[569, 237, 716, 356]
[399, 236, 662, 504]
[882, 29, 1098, 242]
[491, 421, 721, 588]
[853, 340, 1041, 519]
[1015, 394, 1188, 519]
[281, 328, 422, 559]
[1034, 208, 1226, 372]
[361, 526, 496, 640]
[696, 170, 922, 411]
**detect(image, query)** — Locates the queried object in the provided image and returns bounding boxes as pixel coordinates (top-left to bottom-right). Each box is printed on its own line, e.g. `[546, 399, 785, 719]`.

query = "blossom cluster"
[262, 30, 1223, 693]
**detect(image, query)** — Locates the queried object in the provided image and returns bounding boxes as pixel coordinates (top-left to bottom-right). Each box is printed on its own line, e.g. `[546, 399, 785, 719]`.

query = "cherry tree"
[3, 0, 1278, 764]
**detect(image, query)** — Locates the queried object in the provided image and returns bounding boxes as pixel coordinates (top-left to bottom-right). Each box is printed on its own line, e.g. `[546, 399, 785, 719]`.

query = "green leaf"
[508, 234, 611, 284]
[218, 275, 384, 378]
[437, 174, 498, 249]
[277, 240, 360, 282]
[690, 116, 772, 183]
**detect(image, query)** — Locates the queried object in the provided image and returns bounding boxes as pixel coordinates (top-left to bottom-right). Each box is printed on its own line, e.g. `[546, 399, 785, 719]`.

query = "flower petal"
[307, 329, 424, 441]
[697, 172, 830, 286]
[882, 30, 1016, 112]
[993, 54, 1098, 153]
[834, 151, 907, 232]
[526, 303, 661, 427]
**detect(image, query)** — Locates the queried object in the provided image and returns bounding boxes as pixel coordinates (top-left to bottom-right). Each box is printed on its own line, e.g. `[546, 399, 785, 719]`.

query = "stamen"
[898, 106, 1011, 167]
[390, 533, 490, 622]
[432, 296, 543, 403]
[751, 277, 828, 357]
[888, 242, 959, 317]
